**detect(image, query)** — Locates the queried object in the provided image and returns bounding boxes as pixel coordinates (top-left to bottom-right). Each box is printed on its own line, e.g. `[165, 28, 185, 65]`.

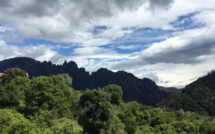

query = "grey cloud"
[16, 1, 58, 17]
[1, 30, 23, 42]
[0, 0, 174, 42]
[2, 0, 144, 21]
[115, 0, 146, 10]
[148, 0, 174, 10]
[50, 54, 64, 63]
[0, 0, 11, 7]
[143, 73, 159, 83]
[164, 81, 170, 84]
[112, 28, 215, 70]
[111, 58, 142, 70]
[159, 80, 171, 84]
[143, 38, 215, 64]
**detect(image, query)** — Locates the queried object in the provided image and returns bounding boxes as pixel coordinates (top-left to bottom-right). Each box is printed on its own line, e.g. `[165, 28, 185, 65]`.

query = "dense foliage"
[0, 68, 215, 133]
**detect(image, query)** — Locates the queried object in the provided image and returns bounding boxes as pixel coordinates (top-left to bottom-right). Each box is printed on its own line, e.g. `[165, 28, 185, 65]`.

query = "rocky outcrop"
[0, 57, 170, 106]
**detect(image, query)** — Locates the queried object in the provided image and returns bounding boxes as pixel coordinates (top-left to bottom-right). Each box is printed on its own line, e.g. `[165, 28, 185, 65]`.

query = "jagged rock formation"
[0, 57, 170, 106]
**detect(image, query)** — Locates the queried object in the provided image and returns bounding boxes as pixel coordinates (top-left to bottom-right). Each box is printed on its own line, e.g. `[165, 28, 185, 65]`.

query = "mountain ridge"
[0, 57, 170, 106]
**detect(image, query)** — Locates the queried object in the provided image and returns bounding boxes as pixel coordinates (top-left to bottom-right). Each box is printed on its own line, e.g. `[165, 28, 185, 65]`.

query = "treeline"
[0, 68, 215, 134]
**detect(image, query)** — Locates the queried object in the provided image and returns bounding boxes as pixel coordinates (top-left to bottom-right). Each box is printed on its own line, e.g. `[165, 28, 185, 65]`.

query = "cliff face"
[0, 57, 170, 106]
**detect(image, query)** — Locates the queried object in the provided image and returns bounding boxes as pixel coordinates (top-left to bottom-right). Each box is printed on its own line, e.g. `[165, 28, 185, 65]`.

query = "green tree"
[118, 102, 140, 134]
[170, 120, 198, 134]
[154, 124, 176, 134]
[79, 90, 112, 134]
[124, 114, 137, 134]
[135, 125, 154, 134]
[104, 115, 126, 134]
[103, 84, 123, 105]
[25, 75, 73, 117]
[0, 77, 30, 108]
[49, 118, 83, 134]
[57, 73, 73, 85]
[199, 121, 215, 134]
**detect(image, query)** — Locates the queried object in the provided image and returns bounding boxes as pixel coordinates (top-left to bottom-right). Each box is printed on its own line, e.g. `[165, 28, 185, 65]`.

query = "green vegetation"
[57, 73, 73, 85]
[1, 68, 27, 85]
[158, 71, 215, 116]
[0, 68, 215, 134]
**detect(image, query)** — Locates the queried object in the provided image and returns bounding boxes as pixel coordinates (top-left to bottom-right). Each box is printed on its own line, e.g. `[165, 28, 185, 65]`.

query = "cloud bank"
[0, 0, 174, 42]
[1, 0, 215, 88]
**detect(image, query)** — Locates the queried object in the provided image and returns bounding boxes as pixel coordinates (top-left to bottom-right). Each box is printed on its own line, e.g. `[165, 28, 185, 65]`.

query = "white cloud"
[192, 9, 215, 27]
[73, 47, 116, 57]
[0, 40, 62, 62]
[100, 25, 133, 39]
[0, 26, 14, 32]
[117, 44, 143, 50]
[112, 24, 215, 87]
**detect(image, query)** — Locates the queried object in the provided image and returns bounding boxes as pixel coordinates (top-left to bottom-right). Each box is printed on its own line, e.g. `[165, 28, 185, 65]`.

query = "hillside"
[0, 57, 170, 106]
[158, 71, 215, 115]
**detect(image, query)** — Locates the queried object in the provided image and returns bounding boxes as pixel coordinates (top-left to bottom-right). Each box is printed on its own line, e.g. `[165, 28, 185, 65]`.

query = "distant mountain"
[88, 68, 170, 106]
[158, 71, 215, 115]
[158, 86, 181, 93]
[0, 57, 170, 106]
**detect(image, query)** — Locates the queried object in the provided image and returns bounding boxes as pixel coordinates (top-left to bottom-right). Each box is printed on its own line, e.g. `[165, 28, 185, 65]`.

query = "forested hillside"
[158, 71, 215, 116]
[0, 68, 215, 134]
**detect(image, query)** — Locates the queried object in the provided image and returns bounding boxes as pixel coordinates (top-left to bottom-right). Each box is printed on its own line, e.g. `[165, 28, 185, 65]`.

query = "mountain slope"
[158, 71, 215, 115]
[0, 57, 170, 106]
[158, 86, 181, 93]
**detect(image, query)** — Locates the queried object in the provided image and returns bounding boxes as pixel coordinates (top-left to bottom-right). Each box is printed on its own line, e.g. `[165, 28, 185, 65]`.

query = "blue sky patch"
[90, 26, 108, 35]
[171, 12, 205, 30]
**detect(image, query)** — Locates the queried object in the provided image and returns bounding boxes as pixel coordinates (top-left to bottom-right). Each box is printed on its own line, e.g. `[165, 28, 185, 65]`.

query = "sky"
[0, 0, 215, 88]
